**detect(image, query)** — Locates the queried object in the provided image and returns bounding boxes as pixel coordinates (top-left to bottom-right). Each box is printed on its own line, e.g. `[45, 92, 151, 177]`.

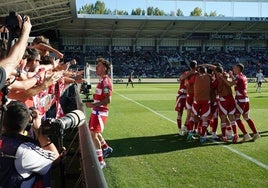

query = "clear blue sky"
[76, 0, 268, 17]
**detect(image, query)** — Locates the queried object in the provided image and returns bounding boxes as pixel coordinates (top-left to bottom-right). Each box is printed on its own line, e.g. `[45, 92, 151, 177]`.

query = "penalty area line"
[115, 91, 268, 170]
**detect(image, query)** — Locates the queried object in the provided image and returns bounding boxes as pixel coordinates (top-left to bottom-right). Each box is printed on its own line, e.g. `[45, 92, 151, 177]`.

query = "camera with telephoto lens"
[26, 108, 85, 136]
[80, 82, 94, 103]
[41, 110, 86, 136]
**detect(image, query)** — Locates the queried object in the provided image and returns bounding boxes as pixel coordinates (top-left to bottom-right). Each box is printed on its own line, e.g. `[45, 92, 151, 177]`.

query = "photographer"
[0, 100, 60, 187]
[0, 15, 31, 90]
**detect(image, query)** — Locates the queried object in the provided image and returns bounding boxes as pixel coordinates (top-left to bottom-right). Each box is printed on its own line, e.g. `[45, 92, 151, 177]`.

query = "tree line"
[78, 1, 224, 17]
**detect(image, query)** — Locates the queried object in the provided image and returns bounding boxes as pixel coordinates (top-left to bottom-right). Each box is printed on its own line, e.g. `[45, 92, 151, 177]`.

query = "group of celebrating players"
[175, 60, 260, 143]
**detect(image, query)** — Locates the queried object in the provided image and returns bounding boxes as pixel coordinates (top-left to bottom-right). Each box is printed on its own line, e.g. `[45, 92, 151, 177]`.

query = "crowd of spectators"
[0, 15, 85, 187]
[63, 49, 268, 79]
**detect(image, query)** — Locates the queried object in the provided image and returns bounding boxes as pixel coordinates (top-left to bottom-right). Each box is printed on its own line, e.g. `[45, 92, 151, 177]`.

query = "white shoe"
[241, 133, 252, 142]
[178, 129, 185, 136]
[212, 132, 219, 139]
[181, 125, 188, 132]
[226, 129, 233, 140]
[100, 161, 106, 169]
[252, 133, 261, 141]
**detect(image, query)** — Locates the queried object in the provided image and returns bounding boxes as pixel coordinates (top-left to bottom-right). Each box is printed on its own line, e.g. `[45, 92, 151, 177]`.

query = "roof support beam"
[184, 22, 202, 40]
[134, 21, 147, 43]
[159, 21, 175, 42]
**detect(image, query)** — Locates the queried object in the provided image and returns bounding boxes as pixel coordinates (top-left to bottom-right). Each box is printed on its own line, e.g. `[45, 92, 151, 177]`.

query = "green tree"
[205, 11, 217, 17]
[142, 9, 146, 15]
[116, 10, 129, 15]
[209, 11, 217, 17]
[190, 7, 202, 16]
[147, 6, 154, 16]
[94, 1, 106, 14]
[77, 1, 109, 14]
[176, 9, 183, 16]
[154, 7, 165, 16]
[78, 3, 94, 14]
[131, 8, 142, 15]
[131, 9, 136, 15]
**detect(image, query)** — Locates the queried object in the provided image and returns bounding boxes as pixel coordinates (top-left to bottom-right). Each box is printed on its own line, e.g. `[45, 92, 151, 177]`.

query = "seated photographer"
[0, 100, 60, 187]
[0, 15, 31, 90]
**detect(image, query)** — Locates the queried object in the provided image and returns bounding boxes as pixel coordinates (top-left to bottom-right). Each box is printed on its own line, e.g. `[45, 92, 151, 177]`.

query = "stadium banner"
[112, 46, 131, 52]
[136, 46, 155, 51]
[250, 47, 267, 52]
[86, 46, 108, 52]
[159, 46, 178, 52]
[205, 46, 223, 52]
[182, 46, 201, 52]
[188, 33, 210, 40]
[62, 45, 83, 52]
[226, 46, 245, 52]
[247, 17, 268, 21]
[211, 33, 266, 40]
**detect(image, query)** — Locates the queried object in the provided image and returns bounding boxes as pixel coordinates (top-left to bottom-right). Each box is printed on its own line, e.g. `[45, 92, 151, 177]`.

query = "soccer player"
[256, 69, 266, 93]
[230, 63, 260, 142]
[205, 65, 239, 143]
[207, 68, 219, 139]
[191, 66, 211, 143]
[181, 60, 198, 140]
[86, 58, 113, 169]
[126, 72, 134, 88]
[175, 71, 187, 135]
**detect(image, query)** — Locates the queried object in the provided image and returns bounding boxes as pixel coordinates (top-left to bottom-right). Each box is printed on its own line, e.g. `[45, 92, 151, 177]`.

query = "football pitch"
[87, 82, 268, 188]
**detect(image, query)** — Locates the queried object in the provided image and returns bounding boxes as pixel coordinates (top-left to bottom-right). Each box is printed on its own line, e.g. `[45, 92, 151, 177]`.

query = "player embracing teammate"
[175, 61, 260, 143]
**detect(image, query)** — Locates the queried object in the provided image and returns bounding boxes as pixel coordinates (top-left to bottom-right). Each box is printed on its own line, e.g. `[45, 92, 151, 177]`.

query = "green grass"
[86, 83, 268, 188]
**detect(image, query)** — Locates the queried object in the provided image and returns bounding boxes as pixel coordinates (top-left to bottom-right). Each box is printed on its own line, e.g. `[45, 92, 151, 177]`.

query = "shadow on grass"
[252, 95, 268, 98]
[106, 134, 220, 158]
[259, 130, 268, 138]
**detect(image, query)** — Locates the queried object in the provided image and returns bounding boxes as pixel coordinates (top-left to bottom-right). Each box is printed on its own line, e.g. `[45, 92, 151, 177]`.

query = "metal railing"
[73, 84, 108, 188]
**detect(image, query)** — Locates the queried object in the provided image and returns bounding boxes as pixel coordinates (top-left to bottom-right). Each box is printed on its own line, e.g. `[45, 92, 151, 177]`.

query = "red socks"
[101, 140, 109, 150]
[177, 118, 182, 130]
[246, 118, 257, 134]
[236, 119, 248, 134]
[221, 123, 227, 137]
[96, 149, 104, 163]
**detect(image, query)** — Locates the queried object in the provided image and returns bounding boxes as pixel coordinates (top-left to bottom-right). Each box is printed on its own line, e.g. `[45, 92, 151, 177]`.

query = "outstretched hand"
[17, 15, 32, 34]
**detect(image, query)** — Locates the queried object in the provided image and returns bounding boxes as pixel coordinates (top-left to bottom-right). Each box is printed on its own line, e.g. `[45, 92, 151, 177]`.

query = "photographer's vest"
[0, 135, 36, 187]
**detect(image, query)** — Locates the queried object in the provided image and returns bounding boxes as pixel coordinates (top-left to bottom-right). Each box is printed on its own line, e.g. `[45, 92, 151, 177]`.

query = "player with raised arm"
[204, 64, 239, 143]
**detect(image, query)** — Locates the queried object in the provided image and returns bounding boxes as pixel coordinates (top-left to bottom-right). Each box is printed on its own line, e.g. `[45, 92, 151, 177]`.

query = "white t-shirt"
[256, 72, 264, 82]
[14, 142, 55, 187]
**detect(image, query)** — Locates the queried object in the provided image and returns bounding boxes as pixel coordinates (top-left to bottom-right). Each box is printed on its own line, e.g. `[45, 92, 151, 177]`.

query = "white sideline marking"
[115, 91, 268, 170]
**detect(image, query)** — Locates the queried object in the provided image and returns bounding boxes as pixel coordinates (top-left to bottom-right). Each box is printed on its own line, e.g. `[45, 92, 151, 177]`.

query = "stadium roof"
[0, 0, 267, 40]
[0, 0, 75, 34]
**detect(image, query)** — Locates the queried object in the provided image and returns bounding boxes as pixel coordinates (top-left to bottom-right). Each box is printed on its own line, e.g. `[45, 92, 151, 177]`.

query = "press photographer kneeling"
[0, 101, 61, 187]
